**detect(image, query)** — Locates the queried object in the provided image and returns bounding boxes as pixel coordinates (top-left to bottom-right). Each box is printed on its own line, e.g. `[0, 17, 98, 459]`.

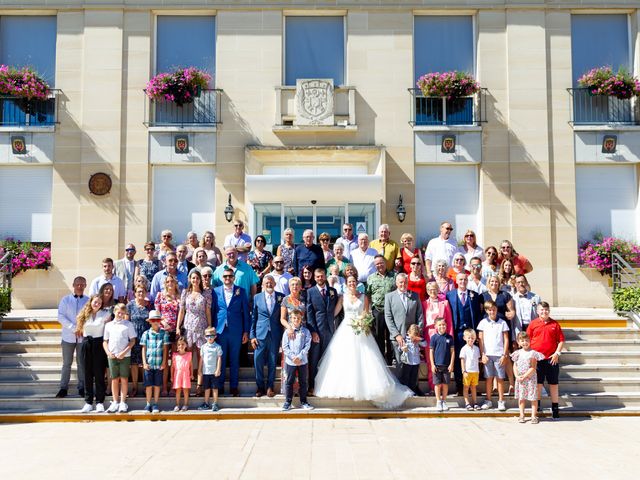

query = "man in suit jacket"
[213, 267, 250, 396]
[306, 268, 339, 394]
[176, 244, 196, 277]
[446, 272, 482, 395]
[114, 244, 136, 295]
[384, 273, 424, 366]
[250, 275, 285, 397]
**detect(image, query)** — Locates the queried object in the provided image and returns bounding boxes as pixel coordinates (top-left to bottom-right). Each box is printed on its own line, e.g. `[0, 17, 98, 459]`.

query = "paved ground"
[1, 417, 638, 479]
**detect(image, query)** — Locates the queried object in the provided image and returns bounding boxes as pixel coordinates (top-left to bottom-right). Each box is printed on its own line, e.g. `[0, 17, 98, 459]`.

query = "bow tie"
[73, 294, 82, 299]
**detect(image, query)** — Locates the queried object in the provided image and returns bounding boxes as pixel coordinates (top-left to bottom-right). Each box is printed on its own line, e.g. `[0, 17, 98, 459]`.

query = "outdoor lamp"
[396, 195, 406, 223]
[224, 194, 235, 223]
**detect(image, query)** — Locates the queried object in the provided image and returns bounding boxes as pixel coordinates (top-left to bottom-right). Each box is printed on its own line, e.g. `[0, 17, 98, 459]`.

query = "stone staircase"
[0, 308, 638, 416]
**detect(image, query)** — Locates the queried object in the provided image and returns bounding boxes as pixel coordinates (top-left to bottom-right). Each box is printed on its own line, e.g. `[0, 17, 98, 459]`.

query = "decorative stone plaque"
[88, 172, 112, 196]
[294, 79, 334, 126]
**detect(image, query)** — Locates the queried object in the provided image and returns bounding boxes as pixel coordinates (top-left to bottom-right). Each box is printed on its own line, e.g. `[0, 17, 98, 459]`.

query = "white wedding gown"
[314, 293, 414, 409]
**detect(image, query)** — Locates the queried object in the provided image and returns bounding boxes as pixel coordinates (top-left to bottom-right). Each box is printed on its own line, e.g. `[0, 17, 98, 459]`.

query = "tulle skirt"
[314, 319, 413, 409]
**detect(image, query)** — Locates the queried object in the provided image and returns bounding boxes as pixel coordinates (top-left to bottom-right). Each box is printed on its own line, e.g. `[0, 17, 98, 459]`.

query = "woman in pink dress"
[422, 281, 453, 392]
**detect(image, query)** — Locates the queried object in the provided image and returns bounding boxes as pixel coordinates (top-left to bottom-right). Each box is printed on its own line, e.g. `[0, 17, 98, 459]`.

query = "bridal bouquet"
[351, 312, 374, 336]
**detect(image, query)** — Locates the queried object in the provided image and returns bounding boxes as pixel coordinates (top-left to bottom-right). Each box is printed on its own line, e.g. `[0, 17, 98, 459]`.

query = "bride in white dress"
[314, 275, 414, 409]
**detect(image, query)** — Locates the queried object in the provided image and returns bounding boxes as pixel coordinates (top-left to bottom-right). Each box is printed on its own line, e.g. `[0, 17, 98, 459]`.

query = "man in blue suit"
[250, 275, 285, 398]
[213, 266, 250, 396]
[306, 268, 339, 395]
[446, 272, 482, 396]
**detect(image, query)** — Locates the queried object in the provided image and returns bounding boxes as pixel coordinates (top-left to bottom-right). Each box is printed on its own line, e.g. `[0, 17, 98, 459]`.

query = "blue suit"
[214, 285, 250, 390]
[446, 288, 482, 390]
[250, 291, 285, 392]
[306, 285, 338, 389]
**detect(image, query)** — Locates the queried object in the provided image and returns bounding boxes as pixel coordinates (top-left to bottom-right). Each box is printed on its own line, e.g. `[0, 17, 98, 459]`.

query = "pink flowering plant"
[417, 71, 480, 99]
[579, 236, 640, 276]
[146, 67, 212, 106]
[0, 65, 51, 101]
[0, 239, 51, 278]
[577, 66, 640, 100]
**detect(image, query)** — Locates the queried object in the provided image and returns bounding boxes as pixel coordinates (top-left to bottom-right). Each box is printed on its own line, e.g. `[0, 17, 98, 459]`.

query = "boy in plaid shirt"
[140, 310, 170, 413]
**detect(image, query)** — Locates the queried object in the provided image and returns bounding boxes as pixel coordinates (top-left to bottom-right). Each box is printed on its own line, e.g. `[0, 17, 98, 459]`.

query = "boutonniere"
[234, 289, 240, 297]
[276, 296, 282, 304]
[469, 292, 475, 299]
[329, 291, 335, 299]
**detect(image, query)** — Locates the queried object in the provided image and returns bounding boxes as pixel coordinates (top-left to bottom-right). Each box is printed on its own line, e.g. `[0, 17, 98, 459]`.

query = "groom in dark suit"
[306, 268, 339, 395]
[250, 275, 285, 397]
[446, 272, 482, 395]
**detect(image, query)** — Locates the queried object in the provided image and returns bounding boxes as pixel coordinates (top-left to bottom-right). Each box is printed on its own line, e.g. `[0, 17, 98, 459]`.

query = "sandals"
[531, 417, 539, 424]
[466, 404, 474, 411]
[518, 415, 526, 424]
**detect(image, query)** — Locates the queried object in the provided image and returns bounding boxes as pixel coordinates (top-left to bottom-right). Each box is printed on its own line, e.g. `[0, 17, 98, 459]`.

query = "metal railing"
[409, 88, 487, 126]
[612, 252, 640, 291]
[0, 89, 61, 126]
[0, 252, 12, 318]
[145, 88, 222, 127]
[568, 87, 638, 125]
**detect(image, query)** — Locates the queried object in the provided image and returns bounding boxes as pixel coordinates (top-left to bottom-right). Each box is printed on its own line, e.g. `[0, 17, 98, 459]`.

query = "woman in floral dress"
[176, 270, 212, 386]
[154, 274, 180, 395]
[135, 241, 161, 283]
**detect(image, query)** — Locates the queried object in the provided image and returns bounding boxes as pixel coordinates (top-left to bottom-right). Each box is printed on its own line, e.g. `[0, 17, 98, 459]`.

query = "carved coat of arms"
[295, 79, 334, 126]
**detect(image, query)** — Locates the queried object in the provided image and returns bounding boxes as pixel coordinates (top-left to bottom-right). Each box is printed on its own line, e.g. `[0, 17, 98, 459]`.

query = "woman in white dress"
[314, 275, 414, 409]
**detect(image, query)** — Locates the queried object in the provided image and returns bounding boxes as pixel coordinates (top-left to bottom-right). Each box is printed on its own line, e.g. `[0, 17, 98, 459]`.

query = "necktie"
[321, 288, 326, 298]
[461, 292, 466, 305]
[267, 295, 273, 314]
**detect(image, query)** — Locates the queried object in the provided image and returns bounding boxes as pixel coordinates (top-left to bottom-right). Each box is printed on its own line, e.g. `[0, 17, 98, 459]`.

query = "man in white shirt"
[224, 219, 252, 263]
[56, 277, 89, 398]
[350, 233, 378, 284]
[467, 256, 488, 295]
[271, 255, 292, 295]
[424, 221, 458, 274]
[89, 258, 127, 303]
[335, 223, 358, 260]
[114, 244, 136, 295]
[512, 274, 541, 343]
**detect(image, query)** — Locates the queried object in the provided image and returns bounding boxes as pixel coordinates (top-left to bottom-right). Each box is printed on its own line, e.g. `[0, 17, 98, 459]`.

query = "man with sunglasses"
[114, 243, 137, 296]
[212, 247, 259, 302]
[271, 255, 292, 295]
[224, 220, 252, 263]
[424, 221, 458, 275]
[467, 256, 488, 295]
[335, 223, 358, 260]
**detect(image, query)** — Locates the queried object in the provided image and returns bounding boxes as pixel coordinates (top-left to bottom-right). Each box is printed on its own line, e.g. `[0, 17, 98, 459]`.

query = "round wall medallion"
[88, 172, 112, 196]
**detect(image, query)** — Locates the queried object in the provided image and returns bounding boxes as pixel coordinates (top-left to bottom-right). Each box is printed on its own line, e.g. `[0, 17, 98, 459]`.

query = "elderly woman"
[431, 259, 455, 298]
[200, 230, 223, 268]
[458, 229, 484, 266]
[447, 252, 467, 288]
[497, 239, 533, 275]
[157, 229, 176, 266]
[135, 241, 161, 284]
[399, 232, 423, 274]
[184, 231, 199, 261]
[248, 235, 273, 292]
[325, 243, 350, 276]
[276, 228, 296, 275]
[318, 232, 334, 263]
[126, 274, 152, 303]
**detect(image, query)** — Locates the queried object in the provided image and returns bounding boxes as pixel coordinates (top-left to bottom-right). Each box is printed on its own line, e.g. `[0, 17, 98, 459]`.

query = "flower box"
[146, 67, 212, 107]
[577, 66, 640, 100]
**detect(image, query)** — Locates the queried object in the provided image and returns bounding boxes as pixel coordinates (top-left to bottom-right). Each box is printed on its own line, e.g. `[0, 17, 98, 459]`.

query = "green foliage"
[613, 287, 640, 313]
[0, 286, 10, 317]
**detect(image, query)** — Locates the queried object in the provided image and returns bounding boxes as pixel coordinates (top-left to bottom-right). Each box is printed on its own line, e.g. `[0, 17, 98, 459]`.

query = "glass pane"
[285, 16, 344, 86]
[347, 204, 376, 239]
[315, 205, 345, 244]
[156, 16, 216, 76]
[414, 16, 474, 84]
[284, 206, 314, 243]
[254, 203, 281, 254]
[0, 16, 57, 85]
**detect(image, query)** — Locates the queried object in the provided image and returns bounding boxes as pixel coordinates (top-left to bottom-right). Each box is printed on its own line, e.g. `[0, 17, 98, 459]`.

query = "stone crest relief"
[294, 79, 334, 126]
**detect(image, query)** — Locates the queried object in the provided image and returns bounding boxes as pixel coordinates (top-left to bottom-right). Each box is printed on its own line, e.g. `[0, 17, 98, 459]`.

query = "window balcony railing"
[274, 85, 356, 130]
[408, 88, 487, 127]
[0, 90, 60, 127]
[144, 88, 222, 128]
[569, 87, 638, 125]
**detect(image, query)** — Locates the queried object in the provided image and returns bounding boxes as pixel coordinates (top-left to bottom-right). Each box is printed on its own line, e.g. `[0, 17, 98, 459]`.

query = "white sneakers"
[435, 400, 449, 412]
[107, 401, 119, 413]
[481, 400, 493, 410]
[95, 403, 105, 413]
[497, 400, 507, 411]
[118, 402, 128, 413]
[80, 403, 93, 413]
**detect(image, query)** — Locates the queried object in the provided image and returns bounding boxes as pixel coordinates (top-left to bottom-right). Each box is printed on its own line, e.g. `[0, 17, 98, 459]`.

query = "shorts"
[108, 357, 131, 379]
[483, 356, 506, 379]
[202, 374, 218, 390]
[433, 365, 451, 385]
[536, 359, 560, 385]
[463, 371, 479, 387]
[143, 369, 163, 387]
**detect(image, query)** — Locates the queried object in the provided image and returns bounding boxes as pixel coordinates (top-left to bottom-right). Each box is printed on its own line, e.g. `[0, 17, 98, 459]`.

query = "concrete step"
[562, 328, 640, 341]
[0, 341, 62, 354]
[561, 351, 640, 365]
[0, 353, 63, 367]
[0, 330, 62, 342]
[563, 340, 640, 352]
[561, 364, 640, 378]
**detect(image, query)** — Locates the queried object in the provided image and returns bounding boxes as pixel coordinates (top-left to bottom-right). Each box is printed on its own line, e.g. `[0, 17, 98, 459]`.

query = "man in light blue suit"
[213, 266, 250, 396]
[250, 275, 285, 397]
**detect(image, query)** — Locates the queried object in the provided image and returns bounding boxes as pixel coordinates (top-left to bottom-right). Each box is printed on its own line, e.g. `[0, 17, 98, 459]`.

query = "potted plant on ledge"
[146, 67, 212, 107]
[577, 66, 640, 100]
[0, 65, 51, 122]
[415, 71, 480, 125]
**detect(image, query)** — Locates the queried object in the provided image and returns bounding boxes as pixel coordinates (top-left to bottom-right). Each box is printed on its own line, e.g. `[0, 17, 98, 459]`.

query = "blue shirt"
[281, 326, 312, 366]
[140, 328, 170, 369]
[402, 336, 427, 365]
[212, 260, 259, 295]
[430, 332, 454, 366]
[149, 268, 188, 300]
[200, 341, 223, 375]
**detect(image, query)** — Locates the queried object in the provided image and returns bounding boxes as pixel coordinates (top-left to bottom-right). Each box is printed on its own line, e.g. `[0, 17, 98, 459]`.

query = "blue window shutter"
[156, 16, 216, 77]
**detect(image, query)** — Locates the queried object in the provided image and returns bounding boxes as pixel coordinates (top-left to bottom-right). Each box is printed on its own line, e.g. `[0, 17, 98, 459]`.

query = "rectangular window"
[0, 166, 52, 242]
[152, 166, 215, 242]
[414, 16, 474, 84]
[415, 165, 479, 246]
[156, 16, 216, 75]
[0, 16, 57, 85]
[576, 165, 637, 242]
[285, 16, 344, 86]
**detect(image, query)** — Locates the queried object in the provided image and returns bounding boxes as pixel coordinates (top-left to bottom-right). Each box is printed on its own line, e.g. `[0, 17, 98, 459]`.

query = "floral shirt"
[154, 291, 179, 332]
